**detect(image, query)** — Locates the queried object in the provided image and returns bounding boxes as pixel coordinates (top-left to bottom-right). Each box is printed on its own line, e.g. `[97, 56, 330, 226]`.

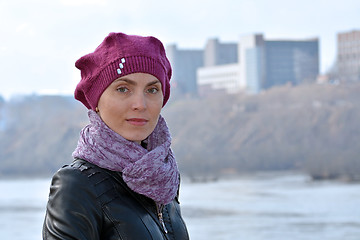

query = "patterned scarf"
[72, 110, 179, 205]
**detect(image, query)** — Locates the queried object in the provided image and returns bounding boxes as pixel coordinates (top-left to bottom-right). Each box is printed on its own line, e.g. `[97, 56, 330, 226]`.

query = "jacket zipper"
[156, 204, 168, 234]
[112, 172, 170, 237]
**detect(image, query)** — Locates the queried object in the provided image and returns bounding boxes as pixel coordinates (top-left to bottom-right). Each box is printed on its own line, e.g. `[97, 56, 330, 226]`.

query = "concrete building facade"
[239, 34, 265, 93]
[166, 44, 203, 96]
[204, 38, 238, 67]
[264, 38, 319, 88]
[337, 30, 360, 82]
[197, 63, 240, 96]
[166, 38, 238, 96]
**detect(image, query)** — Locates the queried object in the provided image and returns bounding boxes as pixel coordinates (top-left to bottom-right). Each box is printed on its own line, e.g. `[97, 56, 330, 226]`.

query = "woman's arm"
[43, 166, 103, 240]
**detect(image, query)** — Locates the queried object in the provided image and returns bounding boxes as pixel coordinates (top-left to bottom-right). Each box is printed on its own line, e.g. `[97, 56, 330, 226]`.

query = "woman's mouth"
[126, 118, 149, 126]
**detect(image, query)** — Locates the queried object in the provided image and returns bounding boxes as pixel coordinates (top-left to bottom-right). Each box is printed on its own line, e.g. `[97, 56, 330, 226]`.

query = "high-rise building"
[198, 34, 319, 95]
[166, 38, 238, 96]
[239, 34, 265, 93]
[166, 44, 204, 96]
[263, 38, 319, 88]
[204, 38, 238, 67]
[337, 30, 360, 82]
[197, 38, 240, 96]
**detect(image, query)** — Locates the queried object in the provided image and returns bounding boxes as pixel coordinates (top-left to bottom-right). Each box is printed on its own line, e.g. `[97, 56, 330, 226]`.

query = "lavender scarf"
[72, 110, 180, 205]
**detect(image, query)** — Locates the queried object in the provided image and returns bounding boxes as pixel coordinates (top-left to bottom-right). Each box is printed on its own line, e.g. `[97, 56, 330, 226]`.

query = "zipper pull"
[157, 207, 168, 234]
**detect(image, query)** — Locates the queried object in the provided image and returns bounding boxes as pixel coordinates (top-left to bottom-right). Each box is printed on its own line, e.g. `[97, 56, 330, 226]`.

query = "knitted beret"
[74, 32, 172, 110]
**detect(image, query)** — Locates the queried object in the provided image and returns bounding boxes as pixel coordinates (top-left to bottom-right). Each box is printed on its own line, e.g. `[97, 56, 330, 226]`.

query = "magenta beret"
[74, 32, 172, 110]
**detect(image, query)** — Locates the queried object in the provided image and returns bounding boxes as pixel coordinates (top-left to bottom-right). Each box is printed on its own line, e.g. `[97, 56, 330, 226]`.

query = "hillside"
[163, 82, 360, 181]
[0, 82, 359, 181]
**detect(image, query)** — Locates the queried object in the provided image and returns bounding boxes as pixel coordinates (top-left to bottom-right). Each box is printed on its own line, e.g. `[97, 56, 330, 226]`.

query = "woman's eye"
[147, 87, 159, 94]
[117, 87, 129, 93]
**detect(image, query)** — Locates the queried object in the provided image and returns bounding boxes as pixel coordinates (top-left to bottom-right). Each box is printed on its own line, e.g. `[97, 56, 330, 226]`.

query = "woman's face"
[97, 73, 164, 144]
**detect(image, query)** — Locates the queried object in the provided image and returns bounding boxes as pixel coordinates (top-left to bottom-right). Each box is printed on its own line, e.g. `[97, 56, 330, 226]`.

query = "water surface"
[0, 172, 359, 240]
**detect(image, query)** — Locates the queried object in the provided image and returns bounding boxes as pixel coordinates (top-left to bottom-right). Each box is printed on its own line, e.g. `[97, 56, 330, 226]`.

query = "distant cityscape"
[165, 30, 360, 97]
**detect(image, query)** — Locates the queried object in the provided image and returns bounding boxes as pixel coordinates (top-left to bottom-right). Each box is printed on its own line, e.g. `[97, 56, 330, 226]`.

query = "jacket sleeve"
[43, 166, 103, 240]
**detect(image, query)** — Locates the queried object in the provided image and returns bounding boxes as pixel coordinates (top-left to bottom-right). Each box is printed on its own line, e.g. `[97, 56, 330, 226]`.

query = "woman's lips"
[126, 118, 149, 126]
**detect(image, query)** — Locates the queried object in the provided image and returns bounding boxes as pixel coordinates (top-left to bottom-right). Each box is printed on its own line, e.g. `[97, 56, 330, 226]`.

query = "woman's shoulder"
[50, 159, 115, 198]
[44, 159, 109, 239]
[53, 159, 134, 203]
[53, 159, 105, 184]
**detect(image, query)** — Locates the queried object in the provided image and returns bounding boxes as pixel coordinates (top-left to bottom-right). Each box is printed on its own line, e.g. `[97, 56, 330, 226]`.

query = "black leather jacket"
[43, 159, 189, 240]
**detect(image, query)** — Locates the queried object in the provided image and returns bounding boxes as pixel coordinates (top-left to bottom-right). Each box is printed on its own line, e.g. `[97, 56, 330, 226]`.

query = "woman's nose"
[131, 92, 147, 111]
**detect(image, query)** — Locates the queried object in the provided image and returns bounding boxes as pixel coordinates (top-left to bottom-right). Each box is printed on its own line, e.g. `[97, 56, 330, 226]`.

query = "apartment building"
[263, 37, 319, 89]
[166, 38, 238, 96]
[204, 38, 238, 67]
[337, 30, 360, 82]
[166, 44, 204, 96]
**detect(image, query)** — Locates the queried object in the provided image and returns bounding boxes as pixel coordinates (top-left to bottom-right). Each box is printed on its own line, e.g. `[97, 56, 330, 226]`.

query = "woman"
[43, 32, 189, 240]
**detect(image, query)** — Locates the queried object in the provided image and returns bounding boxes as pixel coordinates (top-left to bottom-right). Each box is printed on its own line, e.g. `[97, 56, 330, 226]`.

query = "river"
[0, 172, 359, 240]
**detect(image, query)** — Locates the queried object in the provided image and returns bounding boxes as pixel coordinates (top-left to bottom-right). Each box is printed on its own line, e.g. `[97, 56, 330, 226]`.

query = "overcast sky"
[0, 0, 359, 99]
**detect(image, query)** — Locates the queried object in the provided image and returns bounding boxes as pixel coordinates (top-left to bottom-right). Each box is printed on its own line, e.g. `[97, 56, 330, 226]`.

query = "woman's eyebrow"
[113, 78, 160, 87]
[146, 80, 161, 86]
[113, 78, 136, 85]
